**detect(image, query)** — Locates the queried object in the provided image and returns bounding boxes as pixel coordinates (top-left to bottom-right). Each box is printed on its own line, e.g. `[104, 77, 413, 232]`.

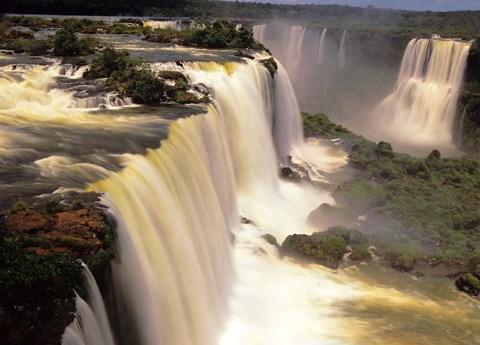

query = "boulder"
[307, 203, 357, 229]
[455, 273, 480, 296]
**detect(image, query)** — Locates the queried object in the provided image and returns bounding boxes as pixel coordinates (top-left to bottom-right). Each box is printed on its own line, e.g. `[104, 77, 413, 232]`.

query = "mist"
[240, 0, 480, 12]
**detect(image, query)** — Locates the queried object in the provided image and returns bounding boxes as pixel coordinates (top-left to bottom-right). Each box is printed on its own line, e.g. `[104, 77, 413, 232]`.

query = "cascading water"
[338, 30, 349, 69]
[374, 38, 471, 148]
[62, 264, 116, 345]
[70, 94, 133, 109]
[3, 50, 480, 345]
[252, 24, 267, 43]
[273, 63, 304, 164]
[316, 28, 328, 63]
[142, 20, 182, 31]
[90, 59, 305, 345]
[286, 26, 306, 71]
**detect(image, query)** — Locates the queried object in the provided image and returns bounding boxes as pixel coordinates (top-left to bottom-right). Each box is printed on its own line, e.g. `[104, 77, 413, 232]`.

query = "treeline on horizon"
[3, 0, 480, 39]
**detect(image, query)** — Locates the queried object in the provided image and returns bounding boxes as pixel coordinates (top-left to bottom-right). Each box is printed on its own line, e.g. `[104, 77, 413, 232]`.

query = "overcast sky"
[247, 0, 480, 11]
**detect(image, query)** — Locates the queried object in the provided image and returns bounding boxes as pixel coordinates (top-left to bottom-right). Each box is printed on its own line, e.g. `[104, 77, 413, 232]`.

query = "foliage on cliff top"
[303, 112, 480, 270]
[0, 197, 115, 345]
[145, 20, 269, 52]
[85, 48, 206, 104]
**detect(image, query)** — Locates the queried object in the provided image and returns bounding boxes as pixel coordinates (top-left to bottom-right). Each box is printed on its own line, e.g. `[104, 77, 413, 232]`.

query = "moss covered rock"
[307, 203, 357, 229]
[333, 179, 387, 213]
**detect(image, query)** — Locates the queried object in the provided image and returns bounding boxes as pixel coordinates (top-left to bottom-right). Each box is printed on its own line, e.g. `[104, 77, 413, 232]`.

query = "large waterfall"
[374, 38, 471, 148]
[89, 60, 304, 345]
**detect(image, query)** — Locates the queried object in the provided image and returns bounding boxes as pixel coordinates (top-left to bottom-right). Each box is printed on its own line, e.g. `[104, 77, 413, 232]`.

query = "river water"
[1, 31, 479, 345]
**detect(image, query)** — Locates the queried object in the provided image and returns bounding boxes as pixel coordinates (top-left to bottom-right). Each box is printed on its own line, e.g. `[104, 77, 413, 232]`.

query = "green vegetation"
[85, 48, 207, 104]
[145, 20, 269, 52]
[260, 58, 278, 78]
[458, 42, 480, 154]
[53, 27, 98, 56]
[109, 68, 166, 104]
[301, 112, 356, 139]
[333, 179, 387, 213]
[6, 37, 51, 55]
[282, 226, 370, 268]
[302, 112, 480, 271]
[307, 203, 357, 228]
[0, 198, 116, 344]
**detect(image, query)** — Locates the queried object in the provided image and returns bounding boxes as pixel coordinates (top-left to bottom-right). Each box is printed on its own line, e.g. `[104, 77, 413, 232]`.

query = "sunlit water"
[0, 45, 479, 345]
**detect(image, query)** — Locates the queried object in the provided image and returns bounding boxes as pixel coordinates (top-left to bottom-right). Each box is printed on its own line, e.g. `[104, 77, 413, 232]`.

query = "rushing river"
[1, 31, 479, 345]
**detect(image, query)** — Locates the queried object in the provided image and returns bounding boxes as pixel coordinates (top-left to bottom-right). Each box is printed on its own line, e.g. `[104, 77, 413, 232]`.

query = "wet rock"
[280, 164, 310, 182]
[262, 233, 279, 247]
[455, 272, 480, 296]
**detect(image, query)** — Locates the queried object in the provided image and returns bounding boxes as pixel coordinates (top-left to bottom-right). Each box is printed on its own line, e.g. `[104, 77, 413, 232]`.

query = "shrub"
[6, 38, 50, 55]
[78, 35, 98, 55]
[261, 57, 278, 77]
[333, 179, 387, 213]
[108, 68, 166, 104]
[84, 48, 138, 79]
[53, 27, 79, 56]
[10, 200, 28, 214]
[350, 243, 371, 261]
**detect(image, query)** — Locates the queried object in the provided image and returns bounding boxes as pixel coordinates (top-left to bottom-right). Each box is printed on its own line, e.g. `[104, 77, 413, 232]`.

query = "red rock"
[5, 211, 48, 234]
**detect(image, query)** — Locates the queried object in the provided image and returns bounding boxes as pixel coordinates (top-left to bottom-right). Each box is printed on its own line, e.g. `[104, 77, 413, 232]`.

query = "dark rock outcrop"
[0, 193, 115, 345]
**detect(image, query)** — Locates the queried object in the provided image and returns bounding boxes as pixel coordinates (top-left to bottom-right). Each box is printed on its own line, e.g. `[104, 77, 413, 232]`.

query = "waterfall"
[62, 264, 116, 345]
[338, 30, 349, 69]
[315, 28, 328, 63]
[374, 38, 471, 147]
[252, 24, 267, 43]
[286, 26, 306, 70]
[90, 59, 303, 345]
[142, 20, 182, 31]
[71, 94, 133, 109]
[273, 63, 304, 164]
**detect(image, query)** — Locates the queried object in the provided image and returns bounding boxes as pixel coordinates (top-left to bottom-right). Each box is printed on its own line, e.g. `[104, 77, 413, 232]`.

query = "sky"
[247, 0, 480, 11]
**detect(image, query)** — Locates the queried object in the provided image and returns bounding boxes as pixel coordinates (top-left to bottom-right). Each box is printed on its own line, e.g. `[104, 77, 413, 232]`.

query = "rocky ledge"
[0, 192, 115, 345]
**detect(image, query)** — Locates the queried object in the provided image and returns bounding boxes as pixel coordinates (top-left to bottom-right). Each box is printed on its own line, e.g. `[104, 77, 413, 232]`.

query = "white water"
[62, 264, 116, 345]
[374, 38, 471, 148]
[286, 26, 306, 71]
[71, 94, 133, 109]
[143, 20, 182, 31]
[338, 31, 349, 69]
[316, 28, 328, 63]
[273, 63, 304, 164]
[86, 58, 357, 345]
[252, 24, 267, 43]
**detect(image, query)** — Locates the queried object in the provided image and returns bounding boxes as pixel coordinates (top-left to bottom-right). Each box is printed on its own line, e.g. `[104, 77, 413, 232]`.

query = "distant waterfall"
[91, 60, 303, 345]
[338, 30, 349, 69]
[62, 264, 116, 345]
[286, 26, 306, 70]
[252, 24, 267, 43]
[315, 28, 328, 63]
[142, 20, 182, 31]
[375, 38, 471, 147]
